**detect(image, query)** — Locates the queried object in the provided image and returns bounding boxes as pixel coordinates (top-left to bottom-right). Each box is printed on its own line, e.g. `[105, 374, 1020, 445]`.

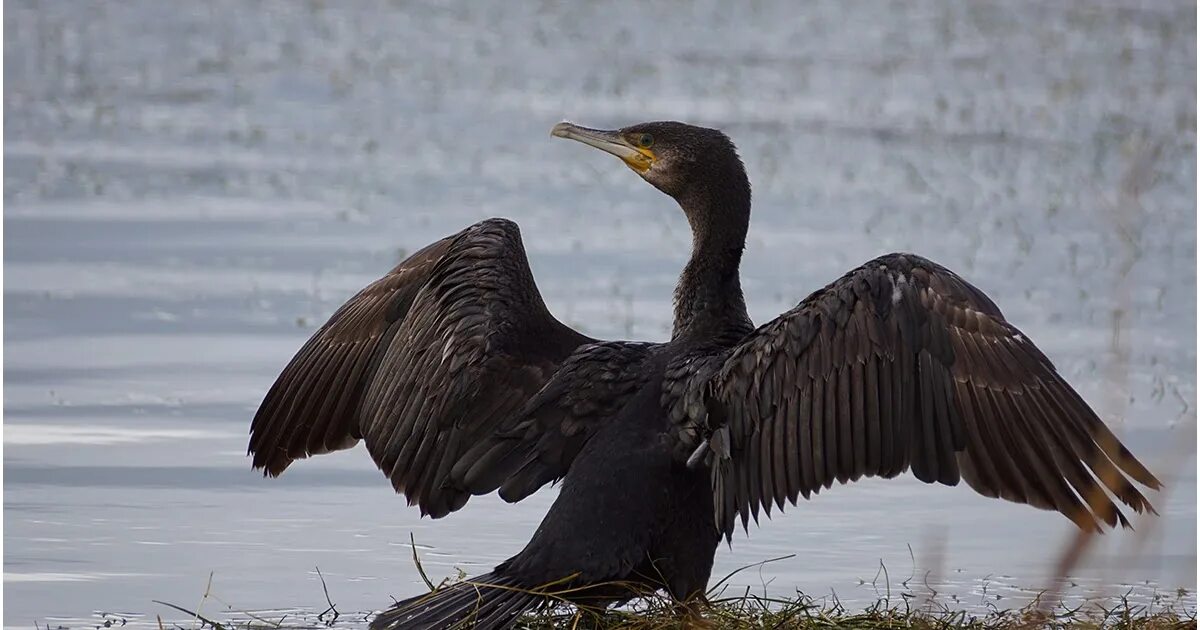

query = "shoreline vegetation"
[146, 586, 1197, 630]
[139, 546, 1195, 630]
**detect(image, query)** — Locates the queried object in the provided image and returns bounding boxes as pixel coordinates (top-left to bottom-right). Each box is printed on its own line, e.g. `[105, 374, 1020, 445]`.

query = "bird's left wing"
[249, 218, 593, 518]
[684, 254, 1160, 539]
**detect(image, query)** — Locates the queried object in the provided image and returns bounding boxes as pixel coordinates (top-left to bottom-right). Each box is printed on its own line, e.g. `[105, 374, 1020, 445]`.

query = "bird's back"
[497, 350, 724, 603]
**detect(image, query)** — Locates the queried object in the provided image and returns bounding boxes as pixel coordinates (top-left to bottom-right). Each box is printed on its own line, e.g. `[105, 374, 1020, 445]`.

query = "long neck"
[671, 178, 753, 343]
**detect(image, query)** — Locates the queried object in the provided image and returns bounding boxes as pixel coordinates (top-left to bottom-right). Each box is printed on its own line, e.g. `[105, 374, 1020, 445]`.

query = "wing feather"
[877, 358, 896, 476]
[796, 385, 815, 499]
[819, 374, 834, 487]
[850, 361, 867, 481]
[810, 374, 825, 489]
[836, 367, 853, 483]
[779, 386, 798, 508]
[863, 359, 881, 476]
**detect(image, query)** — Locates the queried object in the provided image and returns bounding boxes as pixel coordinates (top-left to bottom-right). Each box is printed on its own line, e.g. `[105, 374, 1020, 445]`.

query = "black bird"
[248, 121, 1161, 629]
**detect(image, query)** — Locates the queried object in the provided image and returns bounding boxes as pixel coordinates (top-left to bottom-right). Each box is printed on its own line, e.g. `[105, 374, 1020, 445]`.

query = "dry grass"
[517, 591, 1195, 630]
[151, 586, 1195, 630]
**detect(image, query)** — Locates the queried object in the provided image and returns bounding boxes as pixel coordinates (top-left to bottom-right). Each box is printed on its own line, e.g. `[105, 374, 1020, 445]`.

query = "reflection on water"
[5, 0, 1196, 627]
[5, 425, 227, 446]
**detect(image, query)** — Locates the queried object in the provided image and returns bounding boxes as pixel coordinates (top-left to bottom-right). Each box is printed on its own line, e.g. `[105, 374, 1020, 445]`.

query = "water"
[4, 0, 1196, 627]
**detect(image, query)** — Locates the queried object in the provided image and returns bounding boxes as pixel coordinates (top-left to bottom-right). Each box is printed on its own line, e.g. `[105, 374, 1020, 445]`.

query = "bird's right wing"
[686, 253, 1161, 538]
[249, 218, 592, 518]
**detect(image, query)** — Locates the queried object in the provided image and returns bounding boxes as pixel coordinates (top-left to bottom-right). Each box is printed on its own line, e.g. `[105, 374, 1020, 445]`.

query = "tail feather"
[371, 572, 543, 630]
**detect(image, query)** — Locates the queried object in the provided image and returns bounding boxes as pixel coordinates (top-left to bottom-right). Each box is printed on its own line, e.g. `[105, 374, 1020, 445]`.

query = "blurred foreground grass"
[521, 592, 1196, 629]
[153, 555, 1195, 630]
[151, 589, 1195, 630]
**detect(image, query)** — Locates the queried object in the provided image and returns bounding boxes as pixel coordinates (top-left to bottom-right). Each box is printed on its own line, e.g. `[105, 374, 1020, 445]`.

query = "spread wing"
[248, 218, 592, 517]
[690, 253, 1161, 538]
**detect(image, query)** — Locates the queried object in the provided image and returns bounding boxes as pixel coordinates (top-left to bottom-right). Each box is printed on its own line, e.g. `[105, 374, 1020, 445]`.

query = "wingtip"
[1143, 473, 1165, 492]
[266, 457, 292, 478]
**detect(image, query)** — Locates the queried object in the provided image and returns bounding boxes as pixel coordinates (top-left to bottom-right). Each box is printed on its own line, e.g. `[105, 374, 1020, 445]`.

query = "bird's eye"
[637, 133, 654, 149]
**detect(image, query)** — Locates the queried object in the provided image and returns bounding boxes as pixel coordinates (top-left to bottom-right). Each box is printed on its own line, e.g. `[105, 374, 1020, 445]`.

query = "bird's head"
[551, 121, 747, 206]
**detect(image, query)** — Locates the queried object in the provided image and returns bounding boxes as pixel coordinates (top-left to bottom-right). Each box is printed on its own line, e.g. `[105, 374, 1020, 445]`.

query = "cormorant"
[248, 121, 1161, 630]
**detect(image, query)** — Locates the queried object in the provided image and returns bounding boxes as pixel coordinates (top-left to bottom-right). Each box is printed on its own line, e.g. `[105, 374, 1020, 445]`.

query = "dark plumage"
[248, 121, 1161, 629]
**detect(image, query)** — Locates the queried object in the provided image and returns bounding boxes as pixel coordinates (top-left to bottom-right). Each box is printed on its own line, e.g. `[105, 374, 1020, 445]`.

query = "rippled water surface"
[5, 1, 1196, 627]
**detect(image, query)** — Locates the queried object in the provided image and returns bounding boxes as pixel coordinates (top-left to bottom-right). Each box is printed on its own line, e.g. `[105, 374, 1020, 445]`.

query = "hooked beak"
[551, 122, 654, 174]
